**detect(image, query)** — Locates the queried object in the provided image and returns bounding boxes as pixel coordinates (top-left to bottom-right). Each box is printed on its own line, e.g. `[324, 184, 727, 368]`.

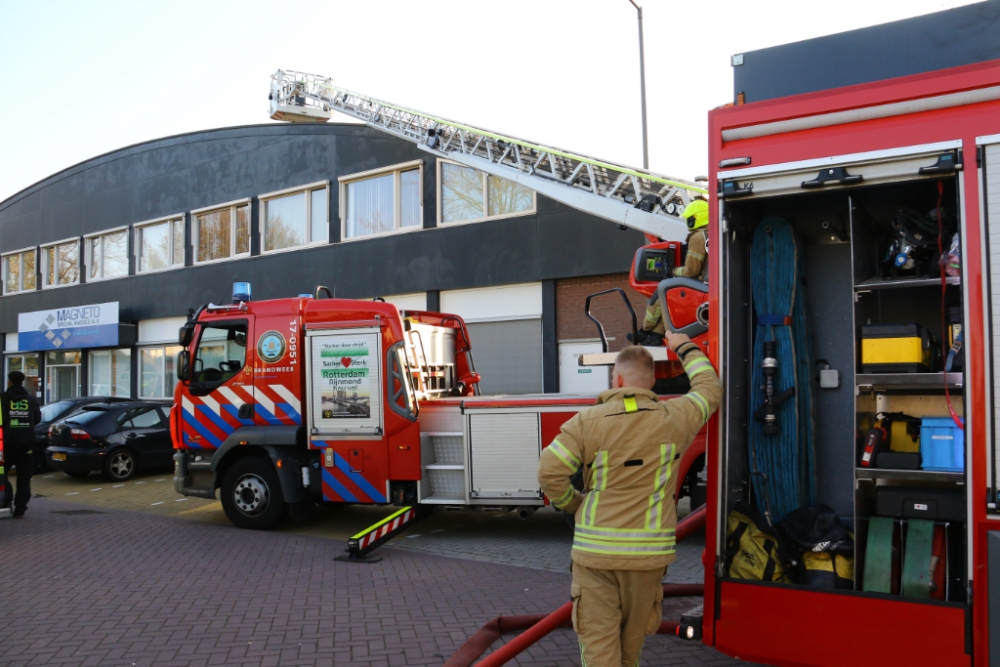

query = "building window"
[136, 216, 185, 273]
[89, 349, 132, 397]
[85, 228, 129, 281]
[3, 248, 37, 294]
[340, 161, 422, 239]
[438, 160, 535, 224]
[41, 239, 81, 288]
[260, 182, 329, 253]
[5, 353, 40, 398]
[139, 345, 183, 398]
[192, 200, 250, 264]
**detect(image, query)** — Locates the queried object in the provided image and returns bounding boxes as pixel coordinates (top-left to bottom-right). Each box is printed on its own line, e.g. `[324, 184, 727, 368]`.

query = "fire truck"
[171, 73, 711, 549]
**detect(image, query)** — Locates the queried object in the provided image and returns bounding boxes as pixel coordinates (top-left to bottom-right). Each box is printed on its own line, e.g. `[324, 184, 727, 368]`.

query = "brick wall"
[556, 274, 650, 352]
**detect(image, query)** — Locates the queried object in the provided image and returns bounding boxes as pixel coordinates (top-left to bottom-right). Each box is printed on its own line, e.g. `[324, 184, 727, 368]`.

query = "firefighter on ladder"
[538, 333, 722, 667]
[631, 199, 709, 346]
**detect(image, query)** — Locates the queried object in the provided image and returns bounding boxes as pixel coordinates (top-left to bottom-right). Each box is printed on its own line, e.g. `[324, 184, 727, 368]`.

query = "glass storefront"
[5, 353, 40, 399]
[45, 350, 81, 403]
[88, 348, 132, 397]
[139, 344, 182, 398]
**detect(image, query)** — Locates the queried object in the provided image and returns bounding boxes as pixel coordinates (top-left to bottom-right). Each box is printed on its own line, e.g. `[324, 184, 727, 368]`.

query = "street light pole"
[628, 0, 649, 169]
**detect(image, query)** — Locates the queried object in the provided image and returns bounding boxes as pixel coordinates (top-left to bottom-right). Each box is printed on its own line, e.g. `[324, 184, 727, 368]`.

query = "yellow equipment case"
[860, 323, 932, 373]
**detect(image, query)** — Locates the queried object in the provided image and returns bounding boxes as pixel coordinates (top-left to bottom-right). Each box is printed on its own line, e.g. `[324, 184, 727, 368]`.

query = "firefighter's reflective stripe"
[573, 534, 676, 555]
[552, 484, 576, 509]
[547, 439, 582, 472]
[581, 450, 609, 526]
[684, 392, 710, 424]
[682, 356, 713, 378]
[623, 395, 639, 413]
[575, 525, 675, 540]
[646, 443, 675, 530]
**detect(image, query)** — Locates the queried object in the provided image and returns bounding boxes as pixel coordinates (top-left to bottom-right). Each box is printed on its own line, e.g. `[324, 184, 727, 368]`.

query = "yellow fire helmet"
[682, 199, 709, 230]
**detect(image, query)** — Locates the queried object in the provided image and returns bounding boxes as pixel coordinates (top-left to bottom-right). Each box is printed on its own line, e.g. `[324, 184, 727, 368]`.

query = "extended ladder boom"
[269, 70, 706, 242]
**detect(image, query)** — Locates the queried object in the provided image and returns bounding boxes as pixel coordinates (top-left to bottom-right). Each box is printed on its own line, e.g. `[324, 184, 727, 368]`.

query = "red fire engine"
[702, 49, 1000, 667]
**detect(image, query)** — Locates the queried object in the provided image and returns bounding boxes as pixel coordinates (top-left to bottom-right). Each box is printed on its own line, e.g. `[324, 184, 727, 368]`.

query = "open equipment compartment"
[718, 144, 970, 606]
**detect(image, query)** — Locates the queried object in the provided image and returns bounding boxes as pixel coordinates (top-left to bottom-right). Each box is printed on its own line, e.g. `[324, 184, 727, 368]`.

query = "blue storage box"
[920, 417, 965, 472]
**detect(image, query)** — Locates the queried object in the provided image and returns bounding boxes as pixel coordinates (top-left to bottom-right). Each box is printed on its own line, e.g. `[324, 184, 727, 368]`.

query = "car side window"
[129, 407, 163, 429]
[116, 409, 136, 428]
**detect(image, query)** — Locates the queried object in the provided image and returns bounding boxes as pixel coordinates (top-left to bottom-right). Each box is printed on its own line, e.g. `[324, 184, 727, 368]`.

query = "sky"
[0, 0, 983, 203]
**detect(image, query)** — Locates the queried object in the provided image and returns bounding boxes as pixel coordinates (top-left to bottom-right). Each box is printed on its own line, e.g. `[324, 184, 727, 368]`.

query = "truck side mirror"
[179, 323, 195, 347]
[177, 350, 191, 382]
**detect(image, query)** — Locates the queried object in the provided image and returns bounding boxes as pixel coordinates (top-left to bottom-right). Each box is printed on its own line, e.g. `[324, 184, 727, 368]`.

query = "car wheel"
[103, 449, 137, 481]
[220, 457, 287, 530]
[64, 471, 90, 478]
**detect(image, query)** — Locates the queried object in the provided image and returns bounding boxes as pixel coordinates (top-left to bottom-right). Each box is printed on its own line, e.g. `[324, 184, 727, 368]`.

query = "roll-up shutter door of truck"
[983, 141, 1000, 510]
[718, 142, 962, 201]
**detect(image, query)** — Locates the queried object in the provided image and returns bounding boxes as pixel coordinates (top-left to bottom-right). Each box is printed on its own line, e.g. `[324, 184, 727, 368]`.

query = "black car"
[46, 400, 174, 481]
[33, 396, 133, 472]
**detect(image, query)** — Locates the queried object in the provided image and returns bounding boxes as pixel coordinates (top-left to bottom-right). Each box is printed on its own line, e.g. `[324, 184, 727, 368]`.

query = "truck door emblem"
[258, 331, 287, 364]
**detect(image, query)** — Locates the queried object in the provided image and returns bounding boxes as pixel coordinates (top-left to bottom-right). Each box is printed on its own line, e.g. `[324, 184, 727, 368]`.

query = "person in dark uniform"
[3, 371, 42, 518]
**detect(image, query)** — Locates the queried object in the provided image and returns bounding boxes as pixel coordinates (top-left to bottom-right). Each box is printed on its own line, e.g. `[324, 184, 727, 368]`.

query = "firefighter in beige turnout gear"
[538, 334, 722, 667]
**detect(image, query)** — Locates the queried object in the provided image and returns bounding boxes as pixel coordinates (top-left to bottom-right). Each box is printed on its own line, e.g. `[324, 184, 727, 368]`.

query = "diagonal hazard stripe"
[333, 452, 387, 502]
[322, 471, 357, 503]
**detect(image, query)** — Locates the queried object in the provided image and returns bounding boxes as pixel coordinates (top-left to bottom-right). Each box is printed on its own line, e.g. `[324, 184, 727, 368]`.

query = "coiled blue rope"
[749, 217, 816, 522]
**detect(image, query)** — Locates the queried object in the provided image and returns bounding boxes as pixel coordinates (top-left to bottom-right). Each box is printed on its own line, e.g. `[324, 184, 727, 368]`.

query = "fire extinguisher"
[860, 421, 887, 468]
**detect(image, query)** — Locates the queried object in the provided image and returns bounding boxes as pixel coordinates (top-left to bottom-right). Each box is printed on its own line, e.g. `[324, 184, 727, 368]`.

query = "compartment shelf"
[856, 373, 962, 390]
[855, 468, 964, 483]
[854, 276, 960, 291]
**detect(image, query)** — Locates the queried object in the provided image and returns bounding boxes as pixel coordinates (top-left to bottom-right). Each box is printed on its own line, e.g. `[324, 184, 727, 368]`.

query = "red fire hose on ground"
[444, 504, 707, 667]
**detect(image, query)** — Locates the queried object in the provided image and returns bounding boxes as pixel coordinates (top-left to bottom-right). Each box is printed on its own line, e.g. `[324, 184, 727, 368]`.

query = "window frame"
[134, 214, 186, 274]
[138, 343, 183, 398]
[436, 158, 537, 226]
[2, 246, 38, 295]
[339, 160, 424, 241]
[83, 225, 131, 283]
[40, 236, 82, 290]
[191, 198, 252, 266]
[259, 180, 330, 255]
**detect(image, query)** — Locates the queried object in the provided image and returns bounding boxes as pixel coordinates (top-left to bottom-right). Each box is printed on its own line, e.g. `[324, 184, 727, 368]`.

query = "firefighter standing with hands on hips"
[632, 199, 709, 346]
[538, 333, 722, 667]
[2, 371, 41, 518]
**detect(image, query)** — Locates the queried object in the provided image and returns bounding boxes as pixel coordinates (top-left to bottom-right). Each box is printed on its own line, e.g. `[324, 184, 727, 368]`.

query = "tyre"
[103, 449, 137, 481]
[220, 457, 287, 530]
[65, 471, 90, 478]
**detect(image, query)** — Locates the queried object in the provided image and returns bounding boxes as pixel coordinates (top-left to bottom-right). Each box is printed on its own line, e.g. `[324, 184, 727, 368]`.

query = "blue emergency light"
[233, 282, 252, 303]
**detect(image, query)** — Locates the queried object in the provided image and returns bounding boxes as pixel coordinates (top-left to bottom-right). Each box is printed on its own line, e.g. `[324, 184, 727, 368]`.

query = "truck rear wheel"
[220, 457, 287, 530]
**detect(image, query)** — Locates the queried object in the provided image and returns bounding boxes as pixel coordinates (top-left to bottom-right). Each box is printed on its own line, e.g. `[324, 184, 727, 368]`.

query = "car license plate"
[52, 452, 67, 461]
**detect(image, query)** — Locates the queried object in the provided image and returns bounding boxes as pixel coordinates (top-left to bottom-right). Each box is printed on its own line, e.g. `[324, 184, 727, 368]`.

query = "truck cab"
[171, 284, 478, 528]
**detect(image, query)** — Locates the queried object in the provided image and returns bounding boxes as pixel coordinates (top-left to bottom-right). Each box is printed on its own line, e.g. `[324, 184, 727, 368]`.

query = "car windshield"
[64, 409, 108, 426]
[40, 400, 75, 422]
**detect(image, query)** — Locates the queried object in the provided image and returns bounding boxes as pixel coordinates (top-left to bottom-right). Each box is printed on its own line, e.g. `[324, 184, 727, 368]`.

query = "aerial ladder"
[268, 69, 707, 243]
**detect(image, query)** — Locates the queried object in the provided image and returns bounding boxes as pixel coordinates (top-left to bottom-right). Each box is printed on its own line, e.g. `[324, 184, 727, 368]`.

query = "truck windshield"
[193, 322, 248, 385]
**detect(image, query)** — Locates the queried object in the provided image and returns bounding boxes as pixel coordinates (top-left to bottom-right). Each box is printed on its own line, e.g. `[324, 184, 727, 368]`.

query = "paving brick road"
[0, 492, 758, 667]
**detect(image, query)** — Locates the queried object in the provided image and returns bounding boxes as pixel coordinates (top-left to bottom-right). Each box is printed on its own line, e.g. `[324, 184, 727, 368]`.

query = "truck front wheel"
[220, 457, 288, 530]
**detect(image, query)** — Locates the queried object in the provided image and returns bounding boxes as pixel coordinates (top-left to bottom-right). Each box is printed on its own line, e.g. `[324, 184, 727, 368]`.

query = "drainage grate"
[51, 510, 106, 515]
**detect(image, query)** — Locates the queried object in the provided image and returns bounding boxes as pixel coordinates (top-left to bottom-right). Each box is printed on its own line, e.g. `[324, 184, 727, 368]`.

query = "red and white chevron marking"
[357, 509, 416, 549]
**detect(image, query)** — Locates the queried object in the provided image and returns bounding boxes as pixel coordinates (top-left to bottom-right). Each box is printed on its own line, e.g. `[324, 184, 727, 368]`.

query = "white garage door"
[442, 284, 543, 395]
